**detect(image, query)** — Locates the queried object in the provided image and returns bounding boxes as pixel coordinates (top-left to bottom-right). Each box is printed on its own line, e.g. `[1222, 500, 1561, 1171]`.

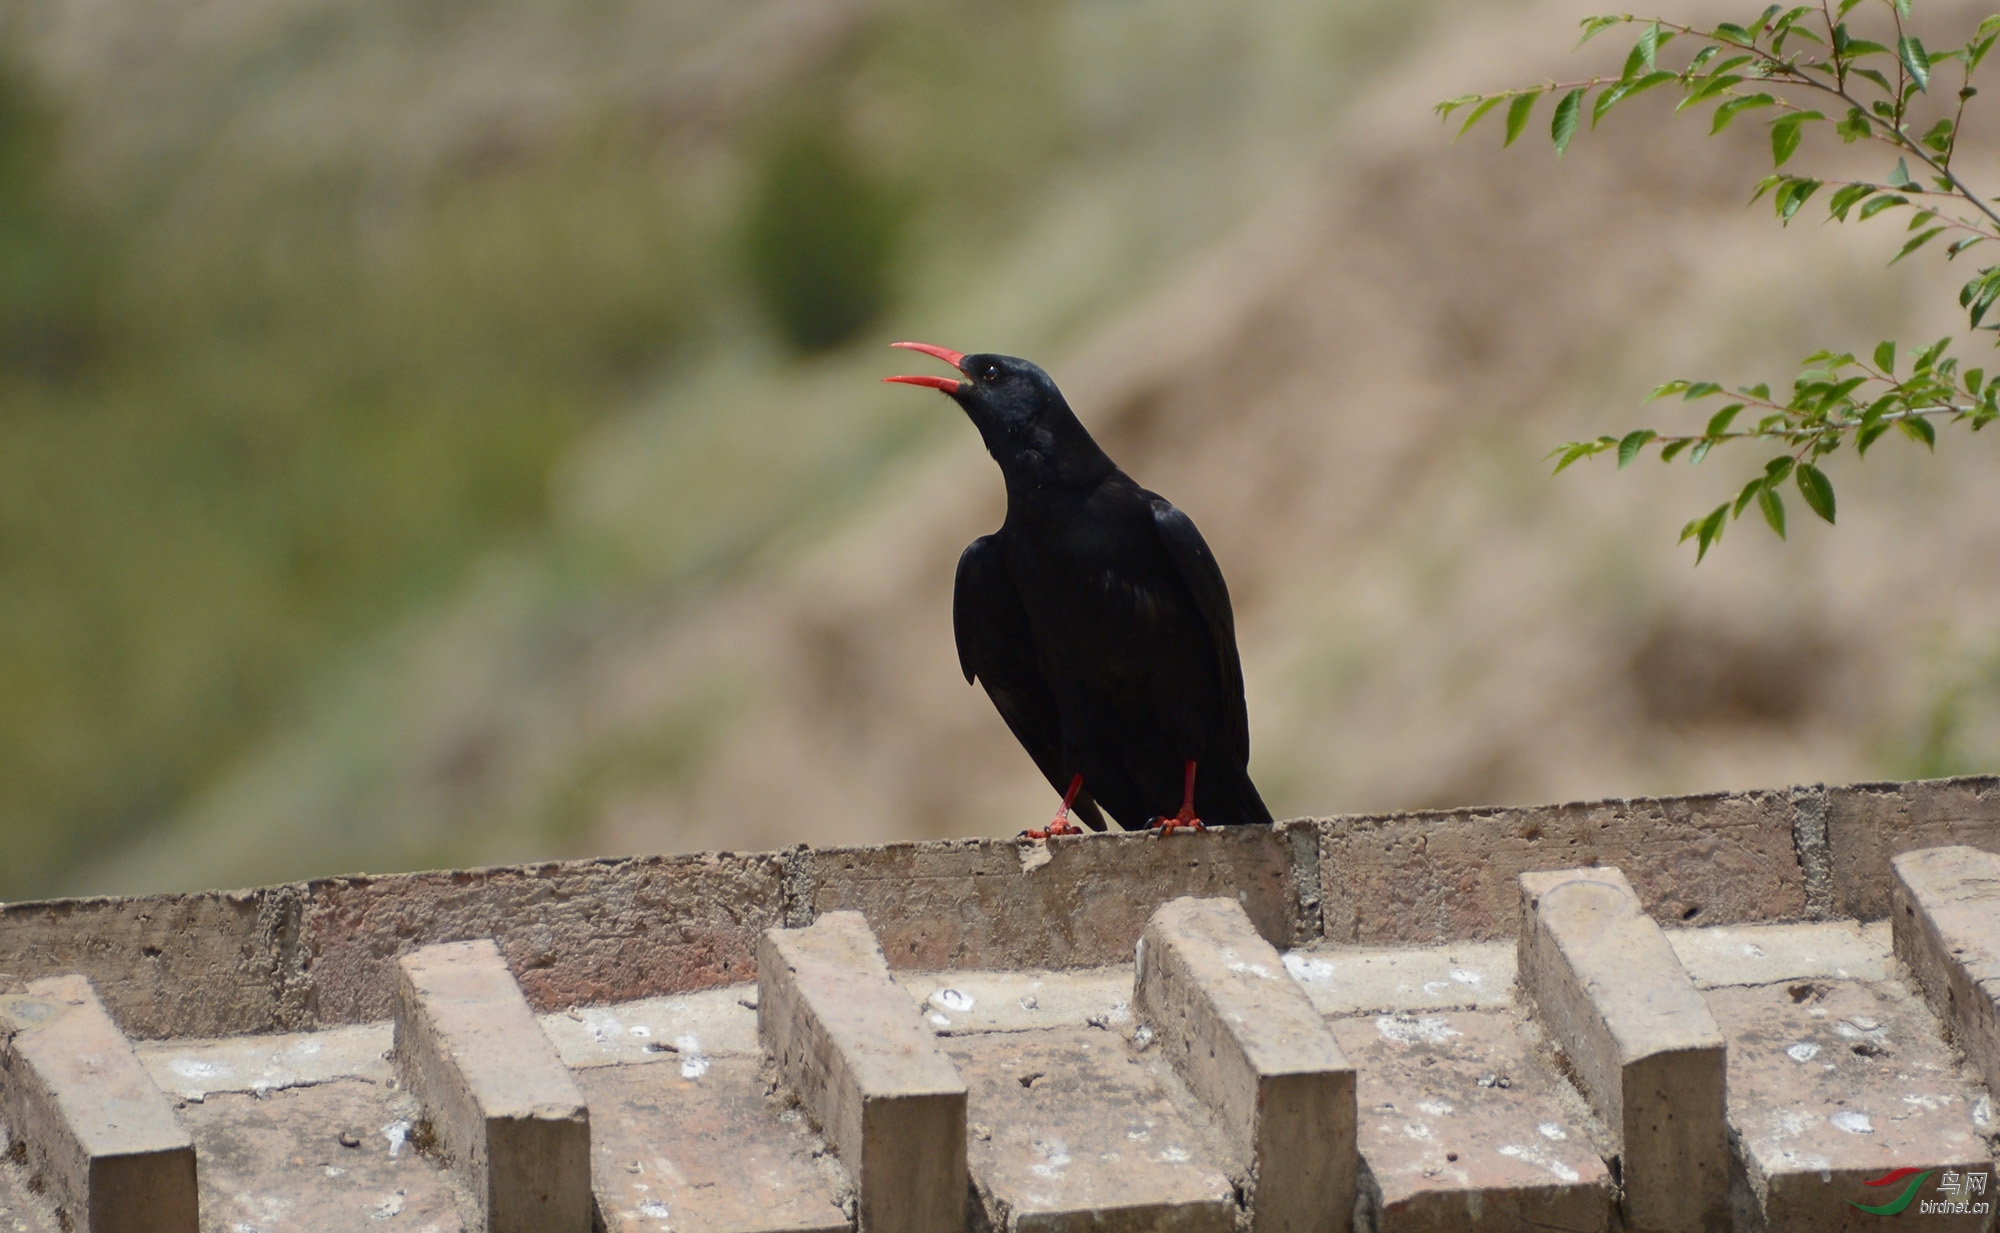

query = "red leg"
[1025, 773, 1087, 839]
[1151, 760, 1205, 835]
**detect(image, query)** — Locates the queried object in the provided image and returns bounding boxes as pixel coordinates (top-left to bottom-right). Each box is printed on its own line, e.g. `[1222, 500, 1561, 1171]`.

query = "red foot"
[1024, 773, 1087, 840]
[1149, 760, 1205, 835]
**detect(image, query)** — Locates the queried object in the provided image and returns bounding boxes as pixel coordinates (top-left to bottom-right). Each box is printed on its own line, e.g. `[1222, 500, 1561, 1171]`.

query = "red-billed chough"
[884, 342, 1271, 837]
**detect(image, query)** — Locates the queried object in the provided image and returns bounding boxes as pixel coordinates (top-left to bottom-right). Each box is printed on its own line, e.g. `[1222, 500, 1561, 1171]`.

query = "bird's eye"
[983, 363, 999, 381]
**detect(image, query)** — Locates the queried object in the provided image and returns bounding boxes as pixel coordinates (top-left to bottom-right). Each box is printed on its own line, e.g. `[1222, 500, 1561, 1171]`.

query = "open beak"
[882, 340, 966, 394]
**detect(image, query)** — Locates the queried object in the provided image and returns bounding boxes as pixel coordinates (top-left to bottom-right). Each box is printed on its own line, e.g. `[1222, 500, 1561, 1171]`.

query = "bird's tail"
[1199, 761, 1274, 827]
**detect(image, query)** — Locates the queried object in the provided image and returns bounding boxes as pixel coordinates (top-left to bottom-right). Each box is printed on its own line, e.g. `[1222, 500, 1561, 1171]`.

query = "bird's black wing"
[1149, 498, 1251, 761]
[954, 534, 1107, 830]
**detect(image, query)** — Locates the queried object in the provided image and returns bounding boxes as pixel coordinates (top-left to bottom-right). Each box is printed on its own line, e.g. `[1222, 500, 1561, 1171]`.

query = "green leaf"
[1858, 193, 1908, 220]
[1893, 226, 1945, 263]
[1683, 381, 1723, 400]
[1959, 266, 2000, 328]
[1839, 38, 1892, 57]
[1757, 484, 1787, 538]
[1455, 95, 1507, 137]
[1551, 441, 1596, 474]
[1621, 39, 1649, 83]
[1874, 340, 1896, 373]
[1705, 403, 1744, 435]
[1817, 375, 1867, 409]
[1733, 476, 1766, 517]
[1681, 72, 1747, 110]
[1593, 71, 1677, 125]
[1797, 463, 1837, 522]
[1763, 455, 1796, 482]
[1776, 177, 1821, 221]
[1770, 112, 1825, 167]
[1835, 107, 1872, 143]
[1617, 429, 1657, 468]
[1889, 158, 1914, 188]
[1683, 502, 1730, 562]
[1690, 438, 1715, 464]
[1899, 34, 1931, 91]
[1857, 419, 1893, 454]
[1504, 91, 1540, 146]
[1712, 94, 1777, 133]
[1576, 14, 1625, 46]
[1948, 236, 1985, 258]
[1660, 439, 1691, 462]
[1646, 379, 1692, 402]
[1638, 20, 1663, 70]
[1921, 117, 1955, 152]
[1552, 87, 1586, 155]
[1901, 415, 1937, 447]
[1716, 21, 1753, 45]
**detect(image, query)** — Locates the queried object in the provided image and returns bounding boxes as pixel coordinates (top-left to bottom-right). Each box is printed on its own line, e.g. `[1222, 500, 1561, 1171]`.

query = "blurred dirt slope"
[87, 0, 2000, 893]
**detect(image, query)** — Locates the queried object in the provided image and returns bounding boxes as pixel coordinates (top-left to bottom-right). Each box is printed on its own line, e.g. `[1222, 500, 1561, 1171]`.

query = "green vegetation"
[1443, 1, 2000, 560]
[3, 0, 1423, 897]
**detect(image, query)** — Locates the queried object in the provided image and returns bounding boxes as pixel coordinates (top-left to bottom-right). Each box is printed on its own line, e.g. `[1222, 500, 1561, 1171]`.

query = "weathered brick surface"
[177, 1078, 465, 1231]
[0, 1153, 59, 1233]
[0, 975, 197, 1233]
[1708, 978, 1993, 1233]
[945, 1029, 1236, 1232]
[579, 1057, 848, 1233]
[1135, 898, 1354, 1233]
[804, 824, 1306, 970]
[1891, 846, 2000, 1090]
[0, 887, 305, 1039]
[1517, 868, 1728, 1233]
[1327, 1009, 1614, 1233]
[1826, 777, 2000, 920]
[1320, 790, 1804, 945]
[307, 852, 783, 1023]
[758, 912, 965, 1233]
[394, 939, 591, 1233]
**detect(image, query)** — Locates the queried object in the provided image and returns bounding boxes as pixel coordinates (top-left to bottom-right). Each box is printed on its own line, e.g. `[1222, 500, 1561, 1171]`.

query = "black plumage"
[885, 342, 1271, 835]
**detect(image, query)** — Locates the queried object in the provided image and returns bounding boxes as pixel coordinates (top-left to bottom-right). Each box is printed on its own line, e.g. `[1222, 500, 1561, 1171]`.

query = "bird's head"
[883, 341, 1111, 489]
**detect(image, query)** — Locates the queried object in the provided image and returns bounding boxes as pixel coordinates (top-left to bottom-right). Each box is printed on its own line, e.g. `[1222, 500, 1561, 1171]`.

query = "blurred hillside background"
[6, 0, 2000, 900]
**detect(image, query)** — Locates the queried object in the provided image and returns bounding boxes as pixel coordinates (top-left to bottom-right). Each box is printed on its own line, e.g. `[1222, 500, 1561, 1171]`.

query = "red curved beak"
[883, 340, 966, 394]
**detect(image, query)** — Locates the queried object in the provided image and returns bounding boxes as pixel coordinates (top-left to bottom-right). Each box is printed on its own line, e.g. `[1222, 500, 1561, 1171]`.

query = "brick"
[0, 975, 197, 1233]
[538, 985, 762, 1070]
[0, 887, 306, 1039]
[137, 1022, 392, 1100]
[893, 967, 1133, 1036]
[307, 851, 784, 1024]
[1826, 777, 2000, 919]
[1320, 789, 1804, 945]
[1517, 867, 1728, 1232]
[1666, 920, 1893, 989]
[944, 1030, 1235, 1232]
[1134, 898, 1354, 1232]
[1327, 1008, 1614, 1233]
[1280, 942, 1515, 1018]
[758, 912, 966, 1233]
[578, 1056, 847, 1233]
[393, 939, 591, 1233]
[802, 825, 1307, 971]
[176, 1078, 464, 1231]
[1707, 978, 1992, 1232]
[0, 1153, 58, 1233]
[1891, 846, 2000, 1090]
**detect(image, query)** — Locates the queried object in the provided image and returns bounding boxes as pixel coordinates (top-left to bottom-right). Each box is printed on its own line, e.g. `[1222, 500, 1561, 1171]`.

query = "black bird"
[884, 341, 1271, 837]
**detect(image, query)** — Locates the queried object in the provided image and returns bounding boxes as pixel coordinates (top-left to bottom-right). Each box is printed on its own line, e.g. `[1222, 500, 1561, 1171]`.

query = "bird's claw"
[1149, 812, 1206, 835]
[1023, 819, 1083, 840]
